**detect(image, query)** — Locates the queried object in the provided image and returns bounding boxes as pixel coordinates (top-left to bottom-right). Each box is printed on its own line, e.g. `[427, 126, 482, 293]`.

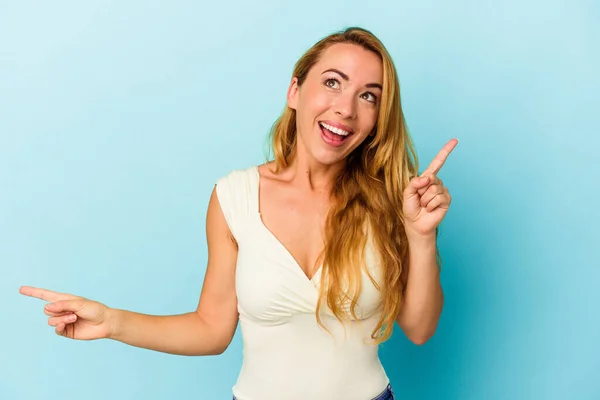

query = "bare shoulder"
[257, 161, 296, 188]
[257, 161, 281, 180]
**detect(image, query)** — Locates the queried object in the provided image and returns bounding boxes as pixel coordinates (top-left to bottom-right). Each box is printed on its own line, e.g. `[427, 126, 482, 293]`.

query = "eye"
[324, 78, 340, 89]
[361, 91, 378, 104]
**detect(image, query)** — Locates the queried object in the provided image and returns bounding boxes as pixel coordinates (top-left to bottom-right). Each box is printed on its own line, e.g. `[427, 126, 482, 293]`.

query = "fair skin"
[397, 139, 457, 344]
[19, 186, 239, 355]
[258, 43, 383, 280]
[19, 42, 456, 351]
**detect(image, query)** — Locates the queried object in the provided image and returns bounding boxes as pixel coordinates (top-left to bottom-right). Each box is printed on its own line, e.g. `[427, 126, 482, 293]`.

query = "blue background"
[2, 0, 599, 399]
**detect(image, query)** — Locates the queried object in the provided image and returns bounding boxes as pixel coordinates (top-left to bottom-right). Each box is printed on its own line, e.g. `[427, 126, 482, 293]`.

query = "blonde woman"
[20, 27, 458, 400]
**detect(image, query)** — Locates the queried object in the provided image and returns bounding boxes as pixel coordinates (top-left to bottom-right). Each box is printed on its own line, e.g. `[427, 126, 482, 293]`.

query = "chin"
[311, 148, 348, 166]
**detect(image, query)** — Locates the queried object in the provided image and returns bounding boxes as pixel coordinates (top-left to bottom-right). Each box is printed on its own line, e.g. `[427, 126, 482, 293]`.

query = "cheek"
[299, 87, 331, 117]
[359, 109, 378, 134]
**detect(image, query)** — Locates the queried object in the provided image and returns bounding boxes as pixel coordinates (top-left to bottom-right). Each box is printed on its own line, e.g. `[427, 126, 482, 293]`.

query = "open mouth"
[319, 122, 354, 147]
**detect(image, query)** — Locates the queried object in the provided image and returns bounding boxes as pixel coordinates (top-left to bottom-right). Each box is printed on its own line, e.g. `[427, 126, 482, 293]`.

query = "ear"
[287, 77, 299, 110]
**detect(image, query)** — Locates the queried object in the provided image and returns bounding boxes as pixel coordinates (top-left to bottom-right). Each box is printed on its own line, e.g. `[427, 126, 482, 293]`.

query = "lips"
[319, 122, 354, 147]
[319, 120, 354, 136]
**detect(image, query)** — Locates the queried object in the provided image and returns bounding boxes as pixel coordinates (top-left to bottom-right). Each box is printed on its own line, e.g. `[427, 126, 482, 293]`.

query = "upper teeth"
[320, 122, 351, 136]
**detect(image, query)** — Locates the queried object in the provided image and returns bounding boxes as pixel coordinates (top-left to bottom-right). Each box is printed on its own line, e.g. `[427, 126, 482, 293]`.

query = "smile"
[319, 122, 354, 147]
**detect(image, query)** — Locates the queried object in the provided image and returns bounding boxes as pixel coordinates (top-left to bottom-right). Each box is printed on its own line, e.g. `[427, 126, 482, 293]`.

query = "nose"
[333, 92, 357, 120]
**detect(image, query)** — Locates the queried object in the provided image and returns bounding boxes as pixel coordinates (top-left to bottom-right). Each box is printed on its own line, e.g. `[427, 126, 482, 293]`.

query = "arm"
[21, 187, 240, 356]
[395, 233, 444, 345]
[395, 139, 457, 345]
[110, 187, 239, 356]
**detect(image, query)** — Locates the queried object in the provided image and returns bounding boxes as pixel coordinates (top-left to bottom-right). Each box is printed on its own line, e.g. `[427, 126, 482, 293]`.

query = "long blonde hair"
[266, 27, 441, 343]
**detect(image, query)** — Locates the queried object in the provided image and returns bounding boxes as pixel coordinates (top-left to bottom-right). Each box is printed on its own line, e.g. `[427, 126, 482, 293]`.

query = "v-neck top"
[216, 166, 390, 400]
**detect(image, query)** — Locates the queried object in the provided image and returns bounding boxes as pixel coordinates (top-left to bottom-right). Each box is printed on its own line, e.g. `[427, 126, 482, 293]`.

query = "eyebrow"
[322, 68, 382, 90]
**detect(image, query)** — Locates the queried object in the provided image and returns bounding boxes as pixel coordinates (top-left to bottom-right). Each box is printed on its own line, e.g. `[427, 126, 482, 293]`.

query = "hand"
[403, 139, 458, 238]
[20, 286, 113, 340]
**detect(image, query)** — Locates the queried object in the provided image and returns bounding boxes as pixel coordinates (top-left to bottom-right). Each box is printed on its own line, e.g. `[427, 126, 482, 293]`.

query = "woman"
[20, 27, 457, 400]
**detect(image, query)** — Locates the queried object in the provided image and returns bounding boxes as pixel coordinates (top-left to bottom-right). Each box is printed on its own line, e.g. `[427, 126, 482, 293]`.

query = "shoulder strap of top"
[215, 166, 258, 240]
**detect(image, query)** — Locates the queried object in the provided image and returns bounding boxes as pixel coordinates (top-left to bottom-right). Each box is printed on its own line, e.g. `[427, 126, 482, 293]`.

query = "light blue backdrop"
[2, 0, 598, 399]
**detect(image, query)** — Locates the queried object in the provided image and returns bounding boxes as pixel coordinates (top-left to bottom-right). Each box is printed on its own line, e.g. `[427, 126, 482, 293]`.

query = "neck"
[284, 153, 345, 194]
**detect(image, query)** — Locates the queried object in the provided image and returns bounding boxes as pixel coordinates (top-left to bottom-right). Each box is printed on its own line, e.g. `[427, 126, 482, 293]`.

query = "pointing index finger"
[19, 286, 72, 302]
[422, 139, 458, 176]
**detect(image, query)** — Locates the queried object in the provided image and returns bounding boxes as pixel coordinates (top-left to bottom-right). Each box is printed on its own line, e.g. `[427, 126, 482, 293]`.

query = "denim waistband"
[372, 383, 395, 400]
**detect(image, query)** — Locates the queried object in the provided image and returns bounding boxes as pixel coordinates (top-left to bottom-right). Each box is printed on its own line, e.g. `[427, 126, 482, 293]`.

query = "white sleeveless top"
[215, 166, 390, 400]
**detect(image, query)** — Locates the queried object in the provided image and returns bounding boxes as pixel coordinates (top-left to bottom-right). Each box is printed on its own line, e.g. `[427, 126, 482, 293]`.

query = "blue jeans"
[372, 384, 395, 400]
[233, 383, 395, 400]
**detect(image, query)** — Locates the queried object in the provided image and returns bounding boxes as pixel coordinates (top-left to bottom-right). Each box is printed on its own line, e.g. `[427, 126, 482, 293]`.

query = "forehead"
[312, 43, 383, 84]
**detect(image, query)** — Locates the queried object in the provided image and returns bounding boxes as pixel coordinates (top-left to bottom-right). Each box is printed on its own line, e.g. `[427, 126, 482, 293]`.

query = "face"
[287, 43, 383, 167]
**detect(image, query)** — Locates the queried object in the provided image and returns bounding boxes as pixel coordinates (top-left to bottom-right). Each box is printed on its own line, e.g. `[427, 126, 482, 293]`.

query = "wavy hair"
[265, 27, 441, 343]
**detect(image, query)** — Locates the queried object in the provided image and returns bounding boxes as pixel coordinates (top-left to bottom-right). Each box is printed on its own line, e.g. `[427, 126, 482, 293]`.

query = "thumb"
[404, 175, 430, 197]
[45, 299, 85, 314]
